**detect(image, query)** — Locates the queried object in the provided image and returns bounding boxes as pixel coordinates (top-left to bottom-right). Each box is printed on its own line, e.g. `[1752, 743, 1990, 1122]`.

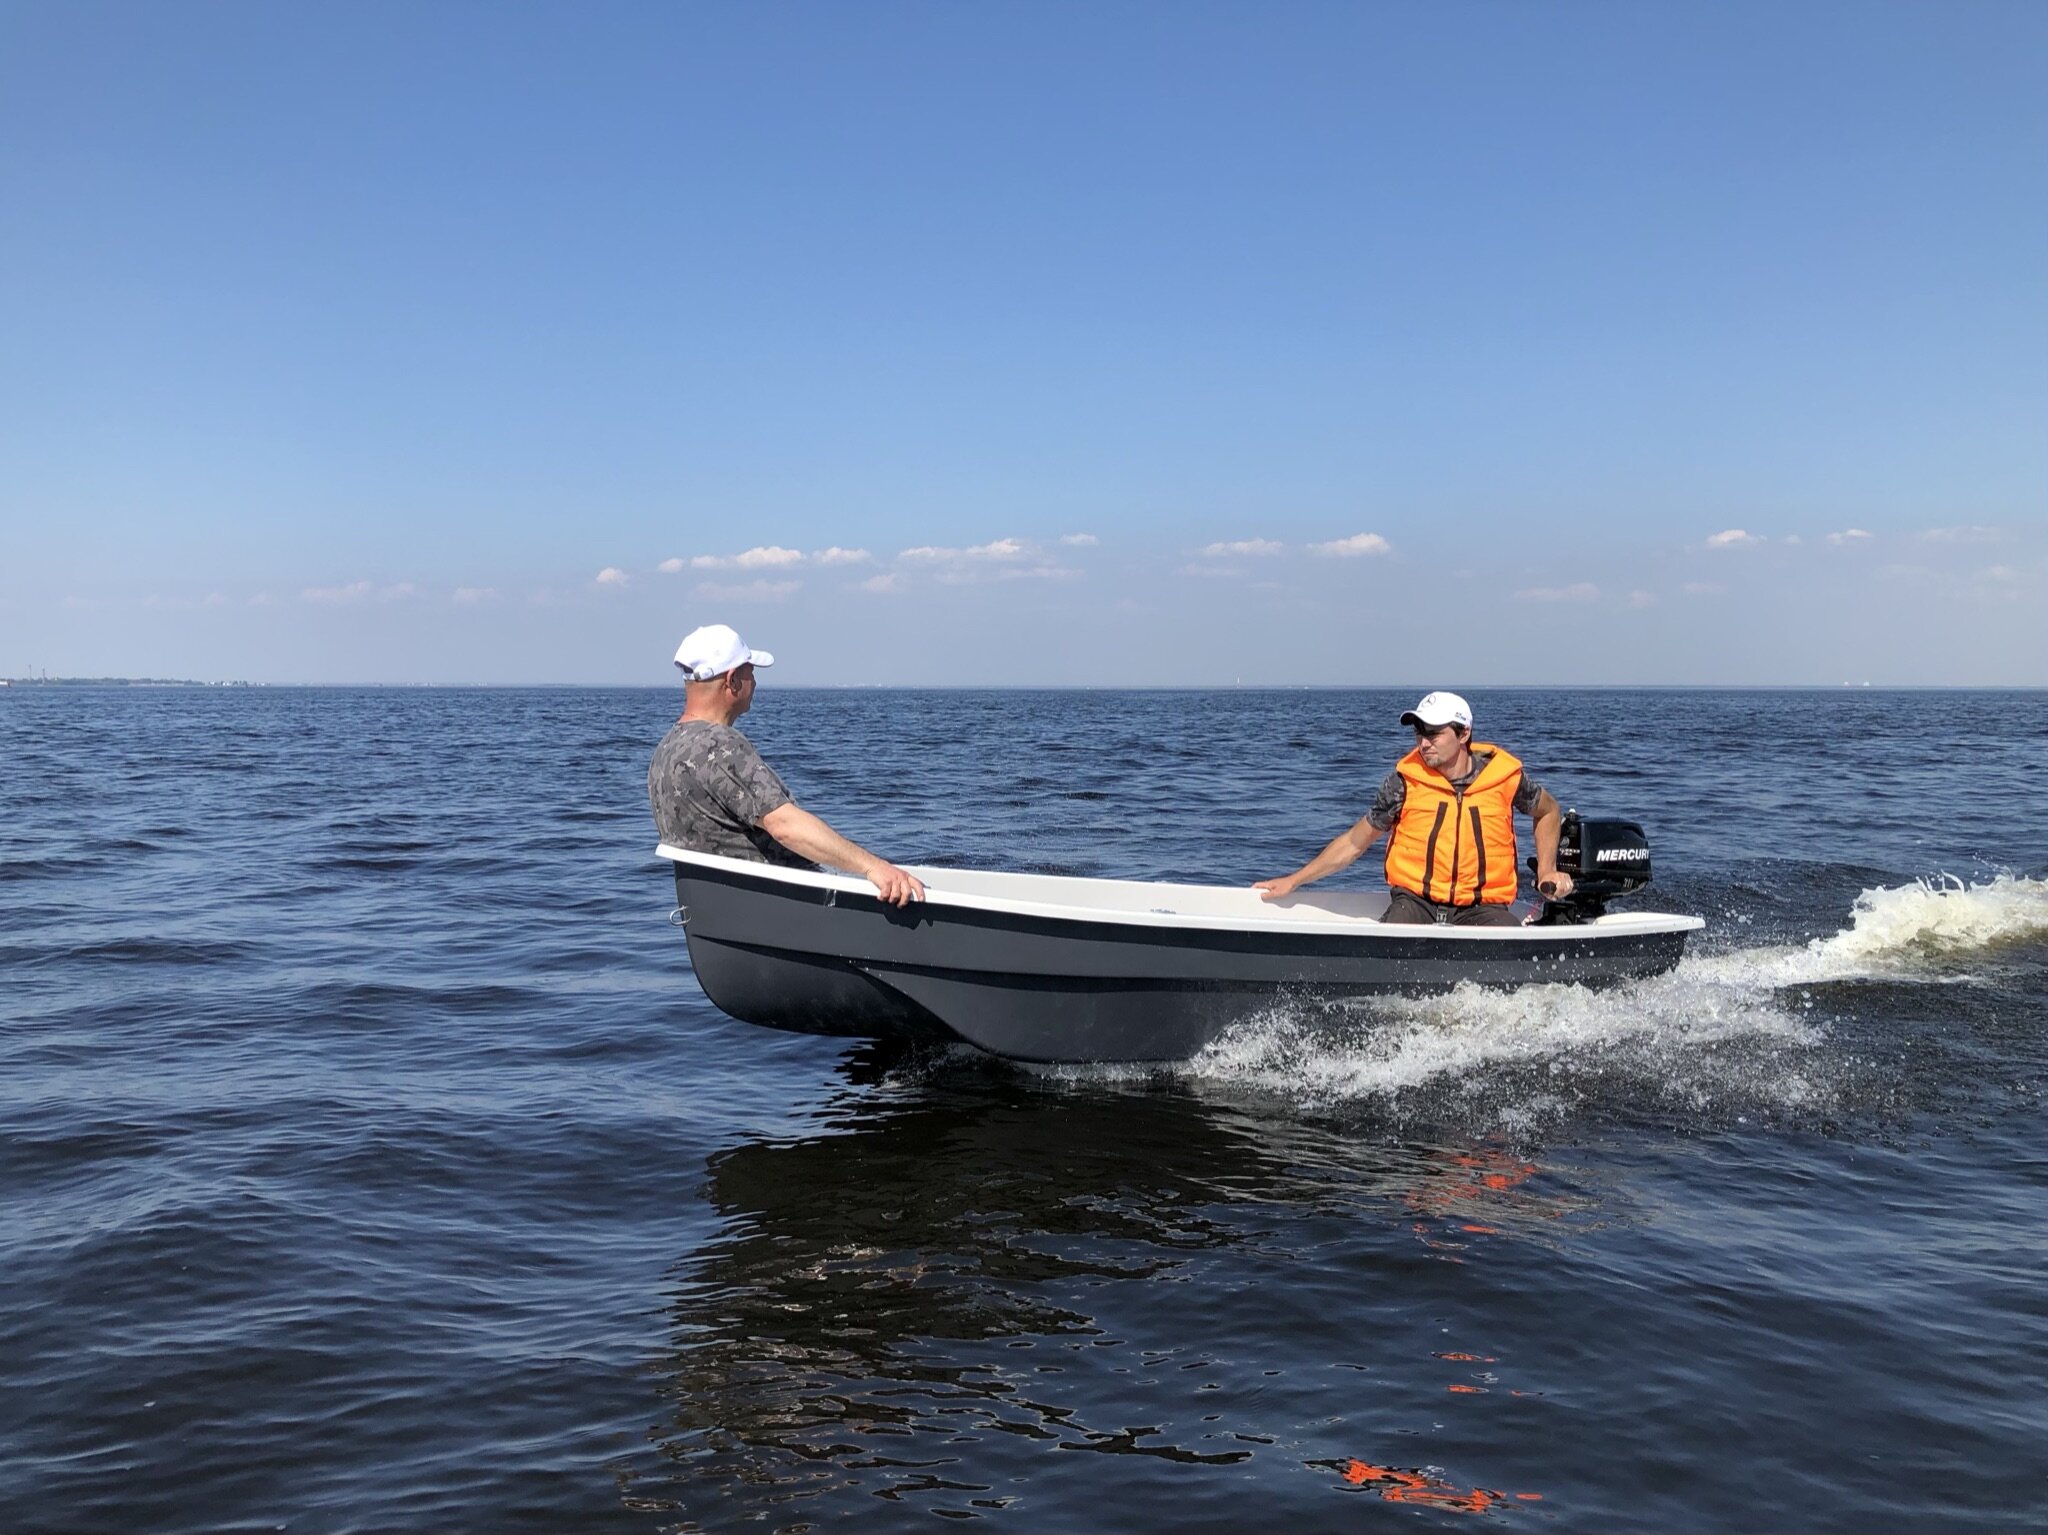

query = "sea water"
[2, 686, 2044, 1530]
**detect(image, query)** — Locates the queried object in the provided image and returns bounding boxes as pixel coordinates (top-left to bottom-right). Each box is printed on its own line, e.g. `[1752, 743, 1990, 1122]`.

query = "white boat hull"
[659, 846, 1704, 1063]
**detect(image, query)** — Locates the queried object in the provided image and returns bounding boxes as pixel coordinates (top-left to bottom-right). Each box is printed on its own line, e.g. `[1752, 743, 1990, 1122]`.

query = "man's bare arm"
[1529, 789, 1574, 898]
[758, 803, 926, 905]
[1254, 816, 1386, 901]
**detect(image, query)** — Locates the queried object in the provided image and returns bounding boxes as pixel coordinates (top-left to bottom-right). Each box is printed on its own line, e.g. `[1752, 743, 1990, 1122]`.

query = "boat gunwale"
[656, 844, 1705, 942]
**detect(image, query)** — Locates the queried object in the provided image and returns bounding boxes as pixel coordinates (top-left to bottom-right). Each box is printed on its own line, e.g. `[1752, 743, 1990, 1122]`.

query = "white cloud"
[1197, 539, 1283, 558]
[1705, 529, 1763, 549]
[692, 545, 806, 570]
[1783, 535, 1803, 546]
[694, 579, 799, 603]
[935, 561, 1078, 585]
[248, 593, 280, 608]
[302, 581, 373, 604]
[1921, 525, 1999, 544]
[1978, 564, 2023, 584]
[594, 567, 630, 588]
[1514, 582, 1600, 603]
[1827, 529, 1873, 546]
[1626, 590, 1656, 608]
[657, 557, 686, 574]
[857, 572, 906, 594]
[900, 537, 1029, 563]
[452, 587, 498, 604]
[1309, 532, 1391, 558]
[813, 546, 873, 566]
[299, 581, 411, 604]
[887, 538, 1040, 584]
[1059, 532, 1099, 546]
[1682, 581, 1727, 596]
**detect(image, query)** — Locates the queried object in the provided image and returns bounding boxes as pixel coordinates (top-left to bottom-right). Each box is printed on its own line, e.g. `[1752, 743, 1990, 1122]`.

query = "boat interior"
[658, 845, 1697, 937]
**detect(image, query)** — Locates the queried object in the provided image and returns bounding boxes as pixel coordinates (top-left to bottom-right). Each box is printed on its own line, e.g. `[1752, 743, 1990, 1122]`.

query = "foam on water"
[1156, 874, 2048, 1116]
[1179, 968, 1819, 1109]
[1691, 871, 2048, 988]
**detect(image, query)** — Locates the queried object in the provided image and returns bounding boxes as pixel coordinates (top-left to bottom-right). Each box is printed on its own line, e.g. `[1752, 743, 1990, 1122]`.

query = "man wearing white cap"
[1254, 691, 1573, 924]
[648, 623, 924, 906]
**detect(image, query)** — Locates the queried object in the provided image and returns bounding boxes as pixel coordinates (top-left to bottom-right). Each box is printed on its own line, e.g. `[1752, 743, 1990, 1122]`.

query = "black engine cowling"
[1527, 812, 1654, 924]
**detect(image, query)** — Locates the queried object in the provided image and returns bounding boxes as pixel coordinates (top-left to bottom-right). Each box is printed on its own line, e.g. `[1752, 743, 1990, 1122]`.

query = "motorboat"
[658, 815, 1704, 1063]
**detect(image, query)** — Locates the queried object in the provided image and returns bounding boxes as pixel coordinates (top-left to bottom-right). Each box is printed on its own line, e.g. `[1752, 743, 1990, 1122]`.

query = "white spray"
[1176, 873, 2048, 1111]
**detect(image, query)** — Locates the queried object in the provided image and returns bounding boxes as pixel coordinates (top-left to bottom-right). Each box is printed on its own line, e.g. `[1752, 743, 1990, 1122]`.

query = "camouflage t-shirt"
[648, 720, 811, 867]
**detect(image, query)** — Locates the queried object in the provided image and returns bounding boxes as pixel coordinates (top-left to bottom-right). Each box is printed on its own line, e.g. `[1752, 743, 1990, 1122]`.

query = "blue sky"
[4, 1, 2043, 685]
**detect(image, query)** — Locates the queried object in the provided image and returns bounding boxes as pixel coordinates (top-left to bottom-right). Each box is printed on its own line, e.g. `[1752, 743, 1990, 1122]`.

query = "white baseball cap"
[1400, 691, 1473, 730]
[673, 623, 775, 681]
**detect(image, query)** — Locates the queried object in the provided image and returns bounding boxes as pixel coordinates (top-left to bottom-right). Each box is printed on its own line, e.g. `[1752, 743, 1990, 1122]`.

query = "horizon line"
[8, 678, 2046, 693]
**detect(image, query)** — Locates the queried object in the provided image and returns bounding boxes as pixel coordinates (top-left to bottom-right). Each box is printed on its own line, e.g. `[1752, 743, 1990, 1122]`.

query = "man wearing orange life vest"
[1253, 691, 1575, 925]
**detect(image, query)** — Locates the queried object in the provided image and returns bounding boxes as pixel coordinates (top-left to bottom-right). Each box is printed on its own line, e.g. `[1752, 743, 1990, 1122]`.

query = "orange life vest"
[1383, 743, 1524, 906]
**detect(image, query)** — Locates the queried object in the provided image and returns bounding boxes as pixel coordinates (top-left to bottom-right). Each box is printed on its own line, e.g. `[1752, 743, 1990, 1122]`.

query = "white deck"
[656, 845, 1704, 941]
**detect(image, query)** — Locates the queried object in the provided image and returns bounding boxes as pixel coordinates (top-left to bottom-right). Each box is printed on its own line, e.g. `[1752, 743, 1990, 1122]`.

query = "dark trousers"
[1382, 888, 1523, 927]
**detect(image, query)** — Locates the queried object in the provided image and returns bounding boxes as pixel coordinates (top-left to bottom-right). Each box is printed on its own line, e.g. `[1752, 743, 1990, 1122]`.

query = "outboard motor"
[1527, 812, 1654, 924]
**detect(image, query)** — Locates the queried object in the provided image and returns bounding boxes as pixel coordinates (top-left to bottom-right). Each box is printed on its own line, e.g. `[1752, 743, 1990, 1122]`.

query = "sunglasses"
[1413, 721, 1461, 738]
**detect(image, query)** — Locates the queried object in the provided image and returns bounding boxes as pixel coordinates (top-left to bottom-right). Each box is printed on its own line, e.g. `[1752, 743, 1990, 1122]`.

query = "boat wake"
[1152, 873, 2048, 1125]
[1691, 870, 2048, 988]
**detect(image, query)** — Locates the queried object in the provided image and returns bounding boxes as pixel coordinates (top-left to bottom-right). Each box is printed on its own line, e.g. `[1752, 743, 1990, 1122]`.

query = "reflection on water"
[626, 1048, 1572, 1526]
[1336, 1457, 1545, 1512]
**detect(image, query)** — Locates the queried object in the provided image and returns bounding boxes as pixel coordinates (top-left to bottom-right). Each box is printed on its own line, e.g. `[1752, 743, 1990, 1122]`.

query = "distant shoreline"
[2, 677, 255, 688]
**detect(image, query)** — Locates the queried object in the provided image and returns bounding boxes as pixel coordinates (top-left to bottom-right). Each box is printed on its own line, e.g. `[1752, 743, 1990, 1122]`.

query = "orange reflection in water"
[1339, 1459, 1540, 1514]
[1399, 1144, 1564, 1263]
[1434, 1149, 1541, 1201]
